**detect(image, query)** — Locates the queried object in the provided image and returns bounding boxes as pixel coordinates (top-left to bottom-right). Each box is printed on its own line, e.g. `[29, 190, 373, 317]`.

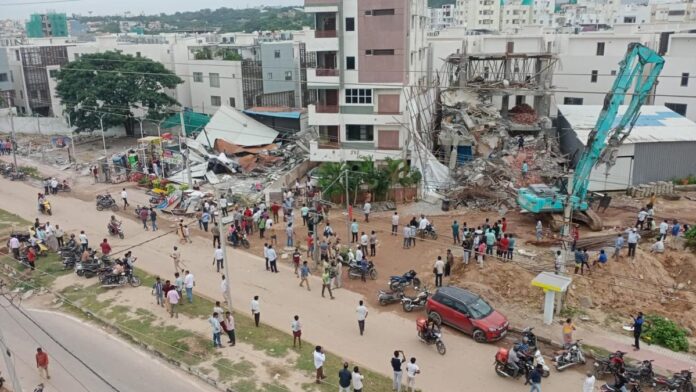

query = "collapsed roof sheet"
[197, 105, 279, 148]
[214, 139, 279, 155]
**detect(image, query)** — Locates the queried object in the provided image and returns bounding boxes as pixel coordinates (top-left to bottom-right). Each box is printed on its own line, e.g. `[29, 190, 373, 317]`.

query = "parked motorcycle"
[653, 370, 694, 392]
[420, 224, 438, 240]
[96, 194, 119, 211]
[531, 349, 551, 378]
[401, 288, 430, 312]
[417, 317, 446, 355]
[347, 260, 377, 280]
[521, 327, 539, 351]
[99, 268, 141, 288]
[56, 181, 71, 192]
[377, 289, 404, 306]
[601, 378, 643, 392]
[594, 350, 627, 379]
[554, 339, 586, 371]
[9, 171, 26, 181]
[389, 270, 421, 291]
[625, 360, 655, 387]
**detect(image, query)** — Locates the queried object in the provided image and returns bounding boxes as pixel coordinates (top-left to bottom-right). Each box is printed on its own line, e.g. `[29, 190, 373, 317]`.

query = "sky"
[0, 0, 303, 20]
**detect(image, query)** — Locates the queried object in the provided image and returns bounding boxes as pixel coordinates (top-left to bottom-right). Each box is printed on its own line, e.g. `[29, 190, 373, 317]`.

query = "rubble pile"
[508, 103, 538, 125]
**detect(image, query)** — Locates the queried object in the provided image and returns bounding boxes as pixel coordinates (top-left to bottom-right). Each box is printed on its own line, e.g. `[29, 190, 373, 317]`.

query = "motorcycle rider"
[612, 367, 629, 392]
[358, 257, 369, 282]
[507, 345, 521, 378]
[108, 215, 121, 235]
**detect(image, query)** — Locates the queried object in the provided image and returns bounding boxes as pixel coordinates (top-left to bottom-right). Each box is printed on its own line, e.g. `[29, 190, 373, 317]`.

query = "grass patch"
[559, 306, 587, 319]
[213, 358, 255, 381]
[0, 208, 30, 230]
[0, 253, 73, 290]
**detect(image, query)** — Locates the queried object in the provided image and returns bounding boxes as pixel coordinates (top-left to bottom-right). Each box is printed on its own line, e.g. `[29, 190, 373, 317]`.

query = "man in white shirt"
[184, 270, 195, 303]
[406, 357, 420, 392]
[8, 235, 20, 259]
[78, 231, 88, 251]
[208, 312, 222, 348]
[583, 372, 596, 392]
[627, 228, 641, 260]
[120, 188, 129, 210]
[355, 247, 363, 263]
[360, 232, 369, 256]
[636, 208, 648, 230]
[659, 219, 669, 241]
[267, 245, 278, 273]
[220, 274, 228, 303]
[251, 295, 261, 327]
[391, 212, 400, 236]
[313, 346, 326, 384]
[219, 197, 228, 217]
[363, 202, 371, 222]
[356, 300, 368, 336]
[554, 250, 565, 274]
[213, 245, 224, 273]
[433, 256, 445, 287]
[291, 315, 302, 348]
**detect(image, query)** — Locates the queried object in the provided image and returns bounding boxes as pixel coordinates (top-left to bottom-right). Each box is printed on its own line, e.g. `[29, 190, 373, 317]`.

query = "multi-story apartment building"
[430, 4, 456, 31]
[501, 1, 533, 31]
[0, 49, 12, 108]
[25, 13, 69, 38]
[303, 0, 432, 163]
[456, 0, 502, 30]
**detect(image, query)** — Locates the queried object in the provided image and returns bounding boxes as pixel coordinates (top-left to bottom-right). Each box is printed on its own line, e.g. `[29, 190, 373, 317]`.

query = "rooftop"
[557, 104, 696, 144]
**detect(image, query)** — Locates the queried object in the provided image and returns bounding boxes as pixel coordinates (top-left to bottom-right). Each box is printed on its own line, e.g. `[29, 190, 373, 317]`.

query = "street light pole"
[344, 168, 351, 240]
[179, 111, 193, 188]
[99, 113, 107, 159]
[137, 118, 147, 173]
[216, 185, 233, 310]
[8, 98, 18, 172]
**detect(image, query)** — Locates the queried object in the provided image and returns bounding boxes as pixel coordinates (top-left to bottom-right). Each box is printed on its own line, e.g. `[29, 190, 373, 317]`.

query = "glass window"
[596, 42, 605, 56]
[466, 298, 493, 319]
[345, 17, 355, 31]
[285, 71, 292, 81]
[346, 56, 355, 70]
[193, 72, 203, 83]
[209, 73, 220, 88]
[274, 50, 281, 58]
[346, 125, 374, 141]
[229, 97, 236, 107]
[591, 70, 598, 83]
[0, 73, 7, 82]
[345, 89, 372, 104]
[211, 96, 221, 106]
[665, 103, 687, 116]
[267, 72, 273, 80]
[563, 97, 584, 105]
[372, 9, 395, 16]
[681, 73, 689, 87]
[372, 49, 394, 56]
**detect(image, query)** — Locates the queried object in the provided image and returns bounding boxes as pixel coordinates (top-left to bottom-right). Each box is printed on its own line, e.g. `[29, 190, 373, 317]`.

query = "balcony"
[316, 104, 339, 113]
[316, 68, 339, 77]
[315, 30, 337, 38]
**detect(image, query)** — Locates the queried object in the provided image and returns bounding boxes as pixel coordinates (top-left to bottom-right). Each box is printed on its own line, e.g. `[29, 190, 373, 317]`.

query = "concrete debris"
[626, 181, 676, 198]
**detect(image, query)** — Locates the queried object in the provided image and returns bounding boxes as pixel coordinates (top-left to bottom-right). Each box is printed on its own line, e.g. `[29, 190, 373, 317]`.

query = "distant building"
[67, 19, 88, 37]
[0, 49, 13, 108]
[430, 4, 456, 31]
[25, 13, 68, 38]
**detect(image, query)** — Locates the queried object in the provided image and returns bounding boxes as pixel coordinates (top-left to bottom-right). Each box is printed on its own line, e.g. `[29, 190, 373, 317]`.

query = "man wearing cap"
[627, 228, 641, 260]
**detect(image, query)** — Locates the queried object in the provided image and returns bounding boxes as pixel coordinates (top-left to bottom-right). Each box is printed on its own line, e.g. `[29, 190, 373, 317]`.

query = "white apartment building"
[304, 0, 433, 163]
[501, 2, 533, 31]
[430, 4, 456, 31]
[455, 0, 502, 30]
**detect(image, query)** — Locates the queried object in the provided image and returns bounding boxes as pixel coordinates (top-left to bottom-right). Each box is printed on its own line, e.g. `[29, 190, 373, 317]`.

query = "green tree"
[55, 51, 183, 136]
[317, 162, 347, 201]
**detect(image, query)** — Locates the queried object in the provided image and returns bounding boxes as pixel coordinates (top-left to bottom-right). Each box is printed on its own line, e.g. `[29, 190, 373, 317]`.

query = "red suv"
[426, 286, 508, 343]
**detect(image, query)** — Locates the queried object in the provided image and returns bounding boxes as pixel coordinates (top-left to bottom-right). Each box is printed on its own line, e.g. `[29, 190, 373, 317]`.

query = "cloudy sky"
[1, 0, 302, 20]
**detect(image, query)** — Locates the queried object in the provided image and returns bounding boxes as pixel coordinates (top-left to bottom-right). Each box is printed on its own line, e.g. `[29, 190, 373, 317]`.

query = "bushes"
[685, 226, 696, 252]
[641, 315, 689, 352]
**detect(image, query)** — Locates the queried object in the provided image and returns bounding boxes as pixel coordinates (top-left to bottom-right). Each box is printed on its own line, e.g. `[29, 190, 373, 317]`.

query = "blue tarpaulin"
[242, 110, 302, 120]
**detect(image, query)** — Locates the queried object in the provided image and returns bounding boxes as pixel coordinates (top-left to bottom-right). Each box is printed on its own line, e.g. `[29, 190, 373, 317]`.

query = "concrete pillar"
[543, 290, 556, 325]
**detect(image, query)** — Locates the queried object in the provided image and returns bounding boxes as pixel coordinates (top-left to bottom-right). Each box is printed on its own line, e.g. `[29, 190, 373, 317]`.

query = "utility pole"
[216, 185, 233, 310]
[9, 98, 18, 171]
[66, 114, 77, 165]
[179, 111, 193, 188]
[0, 308, 23, 392]
[344, 168, 351, 240]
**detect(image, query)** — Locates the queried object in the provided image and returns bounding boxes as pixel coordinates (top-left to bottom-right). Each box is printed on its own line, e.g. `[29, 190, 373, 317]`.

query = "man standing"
[338, 362, 352, 392]
[321, 269, 334, 299]
[452, 220, 460, 245]
[35, 348, 50, 379]
[213, 245, 224, 273]
[139, 207, 149, 230]
[614, 234, 625, 260]
[363, 201, 371, 222]
[356, 300, 368, 336]
[359, 232, 368, 256]
[299, 261, 311, 291]
[632, 312, 644, 350]
[301, 203, 309, 226]
[292, 315, 302, 348]
[167, 287, 180, 318]
[351, 219, 359, 243]
[170, 246, 183, 274]
[554, 250, 564, 274]
[54, 225, 64, 248]
[184, 270, 195, 303]
[369, 231, 377, 257]
[627, 228, 640, 260]
[121, 188, 129, 210]
[9, 234, 20, 259]
[79, 230, 88, 251]
[406, 357, 420, 392]
[267, 245, 278, 273]
[535, 220, 543, 241]
[391, 350, 406, 392]
[522, 161, 529, 180]
[391, 212, 399, 236]
[314, 346, 326, 384]
[433, 256, 445, 287]
[223, 311, 235, 346]
[211, 223, 221, 248]
[201, 210, 211, 232]
[583, 372, 596, 392]
[251, 295, 261, 327]
[209, 312, 223, 348]
[636, 208, 648, 230]
[149, 208, 158, 231]
[528, 364, 542, 392]
[659, 219, 669, 241]
[286, 222, 295, 247]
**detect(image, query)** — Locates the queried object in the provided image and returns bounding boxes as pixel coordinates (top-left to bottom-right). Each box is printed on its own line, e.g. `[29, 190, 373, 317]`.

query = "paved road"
[0, 176, 588, 391]
[0, 298, 219, 392]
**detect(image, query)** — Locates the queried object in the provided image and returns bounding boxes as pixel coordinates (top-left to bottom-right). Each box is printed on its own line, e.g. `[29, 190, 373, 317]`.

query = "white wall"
[187, 60, 243, 115]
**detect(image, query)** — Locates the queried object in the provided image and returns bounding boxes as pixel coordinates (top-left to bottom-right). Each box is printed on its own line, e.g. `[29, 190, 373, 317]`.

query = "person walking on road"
[356, 300, 368, 336]
[433, 256, 445, 287]
[391, 350, 406, 392]
[222, 311, 235, 346]
[166, 287, 180, 318]
[208, 312, 223, 348]
[139, 207, 149, 230]
[292, 315, 302, 348]
[314, 346, 326, 384]
[35, 348, 50, 379]
[529, 364, 543, 392]
[406, 357, 420, 392]
[583, 372, 596, 392]
[562, 318, 576, 346]
[338, 362, 351, 392]
[121, 188, 129, 209]
[299, 261, 311, 291]
[321, 269, 334, 299]
[632, 312, 644, 350]
[613, 234, 625, 260]
[170, 246, 183, 274]
[213, 245, 224, 273]
[267, 245, 278, 273]
[152, 276, 164, 307]
[363, 202, 371, 222]
[184, 270, 195, 303]
[211, 223, 220, 248]
[251, 296, 261, 327]
[149, 208, 158, 231]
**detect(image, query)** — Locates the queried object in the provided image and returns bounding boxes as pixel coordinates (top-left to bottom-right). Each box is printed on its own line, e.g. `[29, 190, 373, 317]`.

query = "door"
[452, 301, 475, 334]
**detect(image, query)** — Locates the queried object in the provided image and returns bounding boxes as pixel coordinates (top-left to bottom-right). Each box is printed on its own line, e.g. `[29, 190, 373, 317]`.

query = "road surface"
[0, 176, 587, 391]
[0, 298, 219, 392]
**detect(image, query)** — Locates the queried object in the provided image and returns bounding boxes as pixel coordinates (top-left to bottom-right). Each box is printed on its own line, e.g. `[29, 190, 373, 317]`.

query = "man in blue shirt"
[451, 220, 460, 245]
[671, 220, 681, 237]
[613, 234, 625, 260]
[391, 350, 406, 392]
[593, 249, 608, 268]
[528, 364, 542, 392]
[351, 219, 359, 243]
[338, 362, 351, 392]
[632, 312, 644, 350]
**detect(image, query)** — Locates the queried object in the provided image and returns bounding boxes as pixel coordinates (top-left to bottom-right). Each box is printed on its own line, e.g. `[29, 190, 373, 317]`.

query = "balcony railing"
[316, 104, 339, 113]
[318, 140, 341, 149]
[315, 30, 337, 38]
[316, 68, 339, 77]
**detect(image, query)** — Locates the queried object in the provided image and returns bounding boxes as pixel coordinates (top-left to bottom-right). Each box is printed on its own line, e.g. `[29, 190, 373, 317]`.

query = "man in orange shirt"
[36, 347, 50, 379]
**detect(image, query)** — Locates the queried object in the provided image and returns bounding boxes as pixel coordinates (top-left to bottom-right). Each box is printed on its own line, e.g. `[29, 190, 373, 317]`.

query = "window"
[48, 70, 58, 78]
[665, 103, 687, 116]
[229, 97, 236, 107]
[611, 70, 617, 76]
[596, 42, 605, 56]
[345, 89, 372, 104]
[211, 96, 221, 106]
[345, 17, 355, 31]
[0, 73, 7, 82]
[209, 73, 220, 88]
[15, 50, 20, 61]
[681, 73, 689, 87]
[267, 72, 273, 80]
[284, 71, 292, 81]
[193, 72, 203, 82]
[563, 97, 584, 105]
[372, 9, 395, 16]
[274, 50, 281, 59]
[74, 53, 80, 60]
[346, 125, 374, 141]
[623, 16, 636, 23]
[591, 70, 598, 83]
[346, 56, 355, 70]
[368, 49, 395, 56]
[515, 95, 524, 106]
[136, 52, 141, 58]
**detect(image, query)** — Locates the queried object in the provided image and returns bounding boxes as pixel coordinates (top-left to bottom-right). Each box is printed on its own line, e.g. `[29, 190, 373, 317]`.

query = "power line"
[0, 0, 79, 5]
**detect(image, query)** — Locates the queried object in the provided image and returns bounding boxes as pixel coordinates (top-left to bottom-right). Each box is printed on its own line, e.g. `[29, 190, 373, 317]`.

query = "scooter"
[401, 288, 430, 312]
[532, 349, 551, 378]
[347, 260, 378, 280]
[389, 270, 421, 291]
[554, 339, 586, 371]
[378, 289, 404, 306]
[39, 200, 52, 215]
